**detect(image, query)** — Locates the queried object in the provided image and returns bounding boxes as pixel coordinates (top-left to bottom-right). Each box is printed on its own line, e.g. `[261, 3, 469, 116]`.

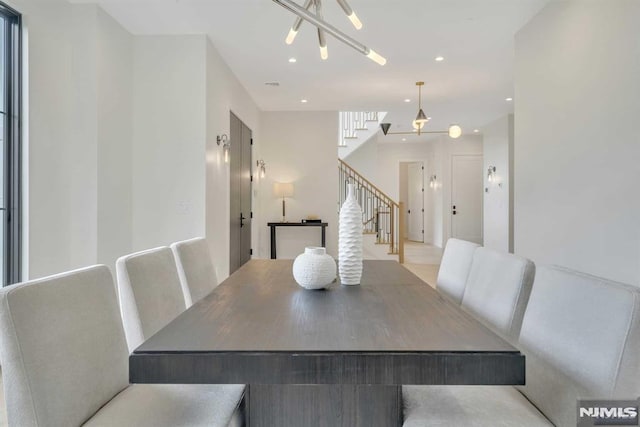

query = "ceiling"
[72, 0, 548, 138]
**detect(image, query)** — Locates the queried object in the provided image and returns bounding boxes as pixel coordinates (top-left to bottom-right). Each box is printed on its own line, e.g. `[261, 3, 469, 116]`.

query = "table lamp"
[273, 182, 294, 222]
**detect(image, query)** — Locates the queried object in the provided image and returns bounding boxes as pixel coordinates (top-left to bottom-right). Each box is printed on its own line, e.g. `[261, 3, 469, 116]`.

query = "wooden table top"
[135, 260, 517, 354]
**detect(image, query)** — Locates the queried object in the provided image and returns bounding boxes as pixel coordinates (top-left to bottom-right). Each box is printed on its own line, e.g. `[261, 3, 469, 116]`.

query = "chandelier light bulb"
[366, 49, 386, 66]
[348, 12, 363, 29]
[448, 124, 462, 139]
[412, 120, 425, 130]
[320, 45, 328, 60]
[285, 28, 298, 45]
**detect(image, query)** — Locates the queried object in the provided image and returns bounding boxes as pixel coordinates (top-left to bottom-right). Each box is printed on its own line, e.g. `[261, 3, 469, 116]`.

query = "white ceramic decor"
[292, 247, 337, 290]
[339, 184, 363, 285]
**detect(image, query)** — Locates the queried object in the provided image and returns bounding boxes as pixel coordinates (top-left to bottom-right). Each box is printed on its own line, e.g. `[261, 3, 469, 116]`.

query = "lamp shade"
[274, 182, 294, 198]
[414, 108, 428, 124]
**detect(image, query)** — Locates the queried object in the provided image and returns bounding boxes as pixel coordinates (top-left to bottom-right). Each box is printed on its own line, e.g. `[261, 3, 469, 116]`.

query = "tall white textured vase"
[339, 184, 363, 285]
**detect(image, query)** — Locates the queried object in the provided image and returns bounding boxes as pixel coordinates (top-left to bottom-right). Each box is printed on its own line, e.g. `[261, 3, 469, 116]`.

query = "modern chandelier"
[272, 0, 386, 65]
[380, 82, 462, 138]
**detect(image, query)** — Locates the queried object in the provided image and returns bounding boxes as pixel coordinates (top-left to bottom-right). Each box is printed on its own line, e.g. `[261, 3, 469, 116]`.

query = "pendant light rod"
[315, 0, 328, 60]
[273, 0, 386, 65]
[286, 0, 313, 44]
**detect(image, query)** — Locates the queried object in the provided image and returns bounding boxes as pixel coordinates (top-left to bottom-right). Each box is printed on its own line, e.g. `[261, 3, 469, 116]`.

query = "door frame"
[406, 162, 424, 243]
[450, 154, 483, 243]
[229, 111, 253, 274]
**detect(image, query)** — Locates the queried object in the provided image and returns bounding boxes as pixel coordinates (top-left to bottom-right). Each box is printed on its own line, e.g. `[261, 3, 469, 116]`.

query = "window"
[0, 2, 21, 286]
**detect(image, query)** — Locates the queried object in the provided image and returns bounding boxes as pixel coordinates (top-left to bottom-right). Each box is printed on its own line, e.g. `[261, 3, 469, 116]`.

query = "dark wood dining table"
[130, 259, 524, 427]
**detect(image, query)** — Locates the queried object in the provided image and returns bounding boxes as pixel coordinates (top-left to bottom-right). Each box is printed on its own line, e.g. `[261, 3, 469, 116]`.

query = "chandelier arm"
[273, 0, 385, 65]
[291, 0, 314, 31]
[382, 130, 449, 136]
[315, 0, 328, 58]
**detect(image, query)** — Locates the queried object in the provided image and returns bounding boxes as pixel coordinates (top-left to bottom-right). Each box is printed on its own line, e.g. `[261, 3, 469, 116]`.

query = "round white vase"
[292, 247, 337, 290]
[339, 183, 363, 285]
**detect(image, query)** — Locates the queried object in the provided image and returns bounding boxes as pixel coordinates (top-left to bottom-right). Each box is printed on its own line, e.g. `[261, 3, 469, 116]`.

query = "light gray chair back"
[116, 247, 187, 352]
[0, 266, 129, 427]
[518, 266, 640, 427]
[436, 238, 480, 304]
[461, 247, 535, 342]
[171, 237, 218, 307]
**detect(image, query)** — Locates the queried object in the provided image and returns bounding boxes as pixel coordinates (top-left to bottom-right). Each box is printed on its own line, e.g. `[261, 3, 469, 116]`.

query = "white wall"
[10, 0, 134, 278]
[514, 0, 640, 285]
[205, 40, 261, 281]
[131, 36, 207, 252]
[257, 112, 339, 259]
[96, 7, 133, 268]
[345, 134, 482, 248]
[482, 114, 513, 252]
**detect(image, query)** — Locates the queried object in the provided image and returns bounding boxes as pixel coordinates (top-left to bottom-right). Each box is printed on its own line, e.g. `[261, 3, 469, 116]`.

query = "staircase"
[338, 159, 405, 263]
[339, 111, 386, 158]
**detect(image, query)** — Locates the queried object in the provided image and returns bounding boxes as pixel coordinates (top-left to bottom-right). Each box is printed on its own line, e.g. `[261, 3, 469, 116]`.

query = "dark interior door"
[229, 112, 252, 274]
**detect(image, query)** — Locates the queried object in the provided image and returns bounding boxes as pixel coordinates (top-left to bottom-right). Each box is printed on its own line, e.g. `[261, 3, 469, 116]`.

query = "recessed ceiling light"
[301, 99, 308, 103]
[264, 82, 280, 86]
[427, 117, 432, 120]
[402, 138, 406, 141]
[473, 129, 479, 133]
[404, 98, 411, 103]
[505, 97, 513, 101]
[435, 56, 445, 62]
[288, 57, 297, 63]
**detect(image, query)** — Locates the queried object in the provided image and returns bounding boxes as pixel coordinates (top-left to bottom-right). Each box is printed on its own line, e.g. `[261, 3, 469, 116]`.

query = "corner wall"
[514, 0, 640, 285]
[11, 0, 134, 278]
[205, 40, 261, 281]
[482, 114, 513, 252]
[257, 111, 339, 259]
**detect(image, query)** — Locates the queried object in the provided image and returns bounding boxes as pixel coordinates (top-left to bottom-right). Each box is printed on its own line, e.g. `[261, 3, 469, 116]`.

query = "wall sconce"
[217, 134, 230, 163]
[256, 159, 266, 179]
[487, 166, 496, 183]
[429, 175, 437, 189]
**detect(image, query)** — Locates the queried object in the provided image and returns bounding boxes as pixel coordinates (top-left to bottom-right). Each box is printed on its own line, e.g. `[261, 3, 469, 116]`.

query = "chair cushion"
[171, 237, 218, 307]
[461, 248, 535, 342]
[116, 247, 187, 352]
[402, 386, 551, 427]
[436, 238, 480, 304]
[517, 265, 640, 427]
[83, 384, 245, 427]
[0, 266, 129, 427]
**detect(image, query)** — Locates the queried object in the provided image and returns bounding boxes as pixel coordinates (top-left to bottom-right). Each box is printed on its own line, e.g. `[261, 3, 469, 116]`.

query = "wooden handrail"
[339, 159, 398, 208]
[338, 159, 405, 264]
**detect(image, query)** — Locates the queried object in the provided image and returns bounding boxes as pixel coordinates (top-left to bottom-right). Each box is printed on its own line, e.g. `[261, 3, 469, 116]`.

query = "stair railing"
[338, 159, 404, 263]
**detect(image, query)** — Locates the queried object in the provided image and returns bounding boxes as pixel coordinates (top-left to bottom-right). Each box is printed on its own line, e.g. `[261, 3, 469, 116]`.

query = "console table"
[267, 222, 328, 259]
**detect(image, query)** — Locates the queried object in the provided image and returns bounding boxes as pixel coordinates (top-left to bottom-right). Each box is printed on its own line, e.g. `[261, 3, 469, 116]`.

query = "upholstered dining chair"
[171, 237, 218, 307]
[435, 238, 480, 303]
[0, 265, 245, 427]
[403, 265, 640, 426]
[460, 247, 535, 343]
[116, 247, 187, 352]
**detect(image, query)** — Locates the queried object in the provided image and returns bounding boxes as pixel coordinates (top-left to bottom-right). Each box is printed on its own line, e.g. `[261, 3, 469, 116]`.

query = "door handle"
[240, 213, 246, 228]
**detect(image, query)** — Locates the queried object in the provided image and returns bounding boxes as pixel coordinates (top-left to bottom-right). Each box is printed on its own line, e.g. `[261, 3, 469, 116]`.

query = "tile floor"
[0, 241, 441, 425]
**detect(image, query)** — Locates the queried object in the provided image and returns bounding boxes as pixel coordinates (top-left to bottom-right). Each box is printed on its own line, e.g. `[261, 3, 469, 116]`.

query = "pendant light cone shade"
[415, 108, 428, 124]
[448, 124, 462, 138]
[380, 123, 391, 135]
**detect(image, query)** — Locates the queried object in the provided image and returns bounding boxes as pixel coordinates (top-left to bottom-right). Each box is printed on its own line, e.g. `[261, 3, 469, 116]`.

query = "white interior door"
[407, 162, 424, 242]
[451, 155, 483, 244]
